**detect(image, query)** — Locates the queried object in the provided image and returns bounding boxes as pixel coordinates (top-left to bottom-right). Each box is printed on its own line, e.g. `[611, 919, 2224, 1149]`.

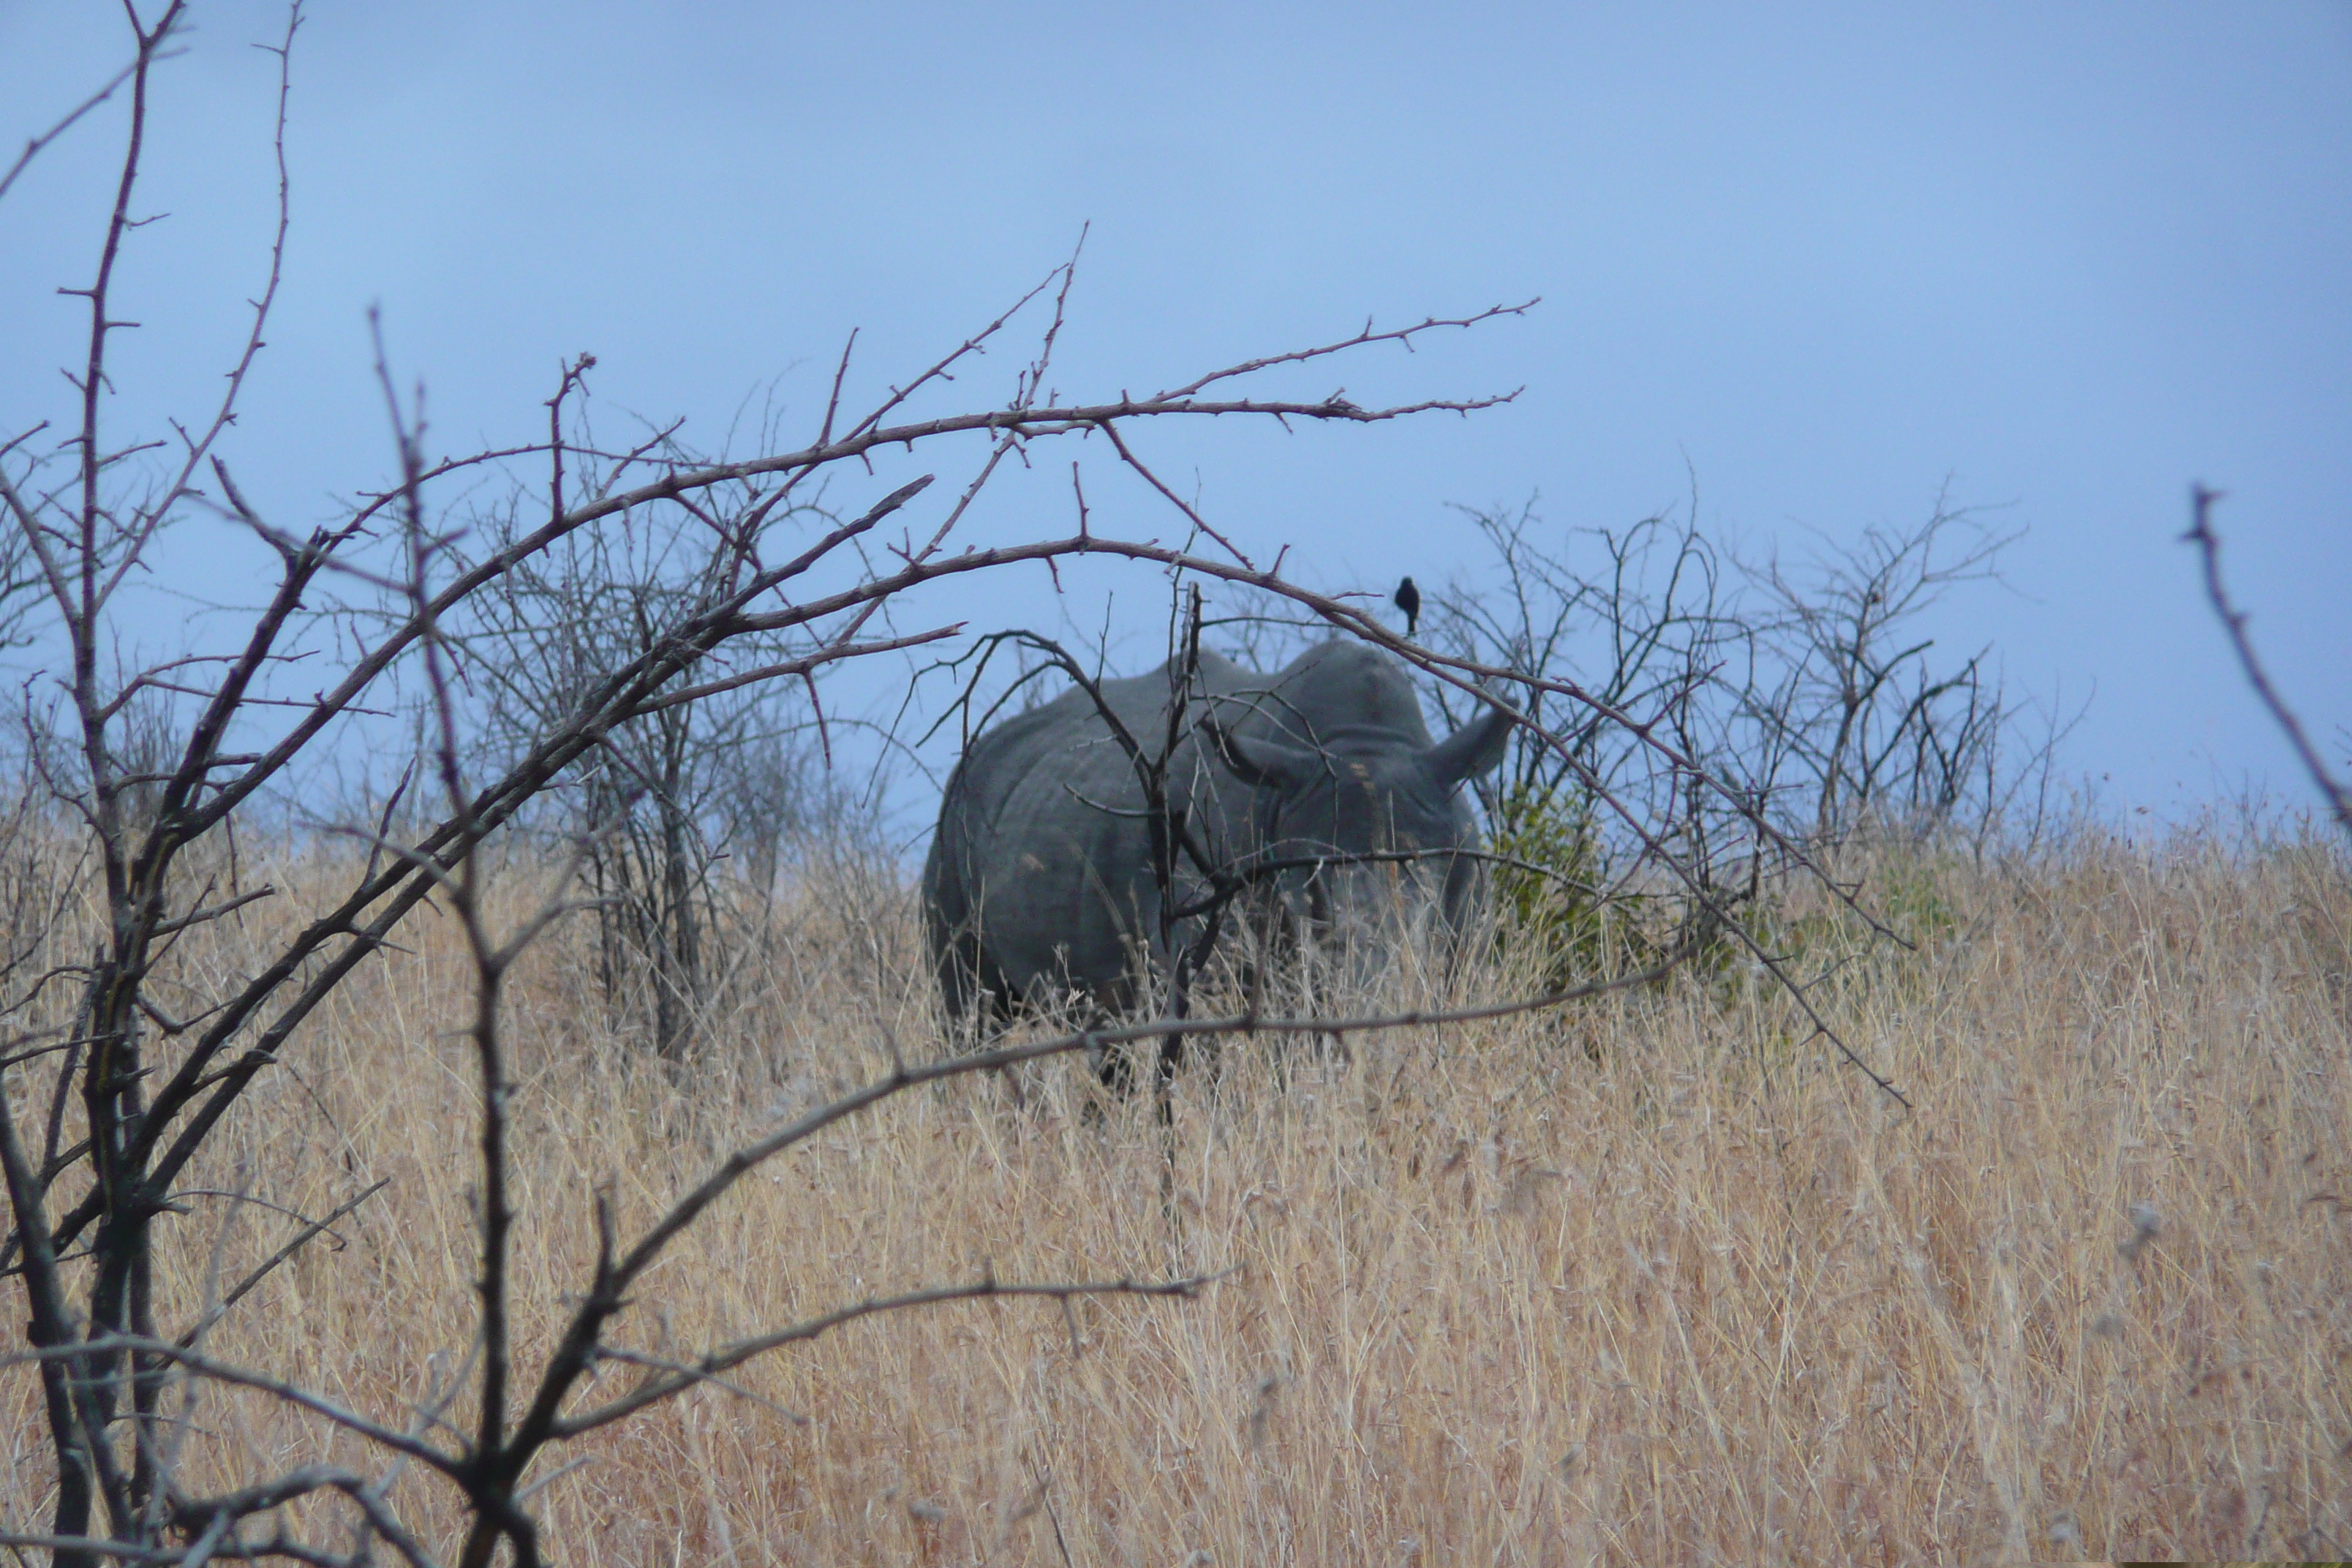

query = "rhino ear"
[1426, 699, 1517, 787]
[1207, 723, 1319, 791]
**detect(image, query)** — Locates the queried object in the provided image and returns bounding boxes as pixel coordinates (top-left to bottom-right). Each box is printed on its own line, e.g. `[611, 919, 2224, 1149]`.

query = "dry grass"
[4, 822, 2349, 1564]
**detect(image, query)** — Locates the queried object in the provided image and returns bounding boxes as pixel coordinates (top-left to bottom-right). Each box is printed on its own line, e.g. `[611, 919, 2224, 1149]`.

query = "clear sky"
[4, 1, 2348, 823]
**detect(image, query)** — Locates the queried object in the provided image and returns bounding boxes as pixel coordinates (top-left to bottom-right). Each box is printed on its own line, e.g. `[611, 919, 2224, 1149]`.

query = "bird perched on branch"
[1393, 576, 1421, 638]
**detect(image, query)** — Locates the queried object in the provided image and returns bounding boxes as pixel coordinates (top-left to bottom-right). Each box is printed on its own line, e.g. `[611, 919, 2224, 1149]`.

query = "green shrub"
[1488, 781, 1660, 987]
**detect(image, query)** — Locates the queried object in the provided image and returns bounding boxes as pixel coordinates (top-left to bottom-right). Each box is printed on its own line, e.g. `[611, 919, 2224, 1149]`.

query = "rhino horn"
[1426, 699, 1517, 786]
[1208, 723, 1322, 790]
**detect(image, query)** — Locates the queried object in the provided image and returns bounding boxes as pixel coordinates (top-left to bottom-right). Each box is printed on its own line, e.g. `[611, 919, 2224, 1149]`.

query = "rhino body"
[921, 640, 1513, 1026]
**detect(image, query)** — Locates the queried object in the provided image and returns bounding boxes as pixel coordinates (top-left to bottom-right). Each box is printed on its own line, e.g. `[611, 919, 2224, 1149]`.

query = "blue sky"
[4, 1, 2348, 822]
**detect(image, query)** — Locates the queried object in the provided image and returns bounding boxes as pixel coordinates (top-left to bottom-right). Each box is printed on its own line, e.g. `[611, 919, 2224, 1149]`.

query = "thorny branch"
[2186, 485, 2351, 839]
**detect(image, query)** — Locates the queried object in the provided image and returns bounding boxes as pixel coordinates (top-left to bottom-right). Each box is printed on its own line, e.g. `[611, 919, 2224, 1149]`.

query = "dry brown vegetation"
[4, 820, 2348, 1565]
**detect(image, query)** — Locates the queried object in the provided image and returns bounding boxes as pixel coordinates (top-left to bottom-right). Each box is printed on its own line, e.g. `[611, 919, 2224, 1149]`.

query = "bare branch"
[625, 630, 959, 717]
[178, 1179, 388, 1347]
[101, 1, 301, 611]
[2186, 484, 2352, 838]
[557, 1270, 1232, 1437]
[170, 1465, 440, 1568]
[0, 58, 143, 205]
[0, 1337, 463, 1476]
[1149, 300, 1539, 402]
[147, 885, 276, 939]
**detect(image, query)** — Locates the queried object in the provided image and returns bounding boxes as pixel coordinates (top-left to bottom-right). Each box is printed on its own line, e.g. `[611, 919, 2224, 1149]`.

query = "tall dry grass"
[4, 821, 2348, 1564]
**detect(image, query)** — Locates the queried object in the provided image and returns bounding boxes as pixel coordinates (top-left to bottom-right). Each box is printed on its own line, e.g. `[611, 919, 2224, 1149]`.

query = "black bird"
[1394, 576, 1421, 638]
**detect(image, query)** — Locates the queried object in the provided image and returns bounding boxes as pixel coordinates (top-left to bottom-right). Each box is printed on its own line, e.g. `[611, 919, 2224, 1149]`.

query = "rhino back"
[927, 657, 1248, 1007]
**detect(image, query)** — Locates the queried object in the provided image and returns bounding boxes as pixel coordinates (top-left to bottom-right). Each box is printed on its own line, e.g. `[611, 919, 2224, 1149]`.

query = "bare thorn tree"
[1, 10, 1591, 1561]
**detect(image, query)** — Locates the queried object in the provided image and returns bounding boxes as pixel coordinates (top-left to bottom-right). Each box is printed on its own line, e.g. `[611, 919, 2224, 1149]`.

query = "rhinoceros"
[921, 639, 1515, 1040]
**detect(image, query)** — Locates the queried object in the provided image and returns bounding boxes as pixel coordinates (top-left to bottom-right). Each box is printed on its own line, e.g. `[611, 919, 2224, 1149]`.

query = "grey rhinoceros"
[921, 639, 1515, 1040]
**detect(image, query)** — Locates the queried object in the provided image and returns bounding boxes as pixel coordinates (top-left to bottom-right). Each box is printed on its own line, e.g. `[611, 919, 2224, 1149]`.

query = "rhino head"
[1207, 644, 1518, 987]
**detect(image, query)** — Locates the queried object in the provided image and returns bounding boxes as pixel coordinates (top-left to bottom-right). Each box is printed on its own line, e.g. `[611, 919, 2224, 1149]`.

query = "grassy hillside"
[4, 824, 2347, 1564]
